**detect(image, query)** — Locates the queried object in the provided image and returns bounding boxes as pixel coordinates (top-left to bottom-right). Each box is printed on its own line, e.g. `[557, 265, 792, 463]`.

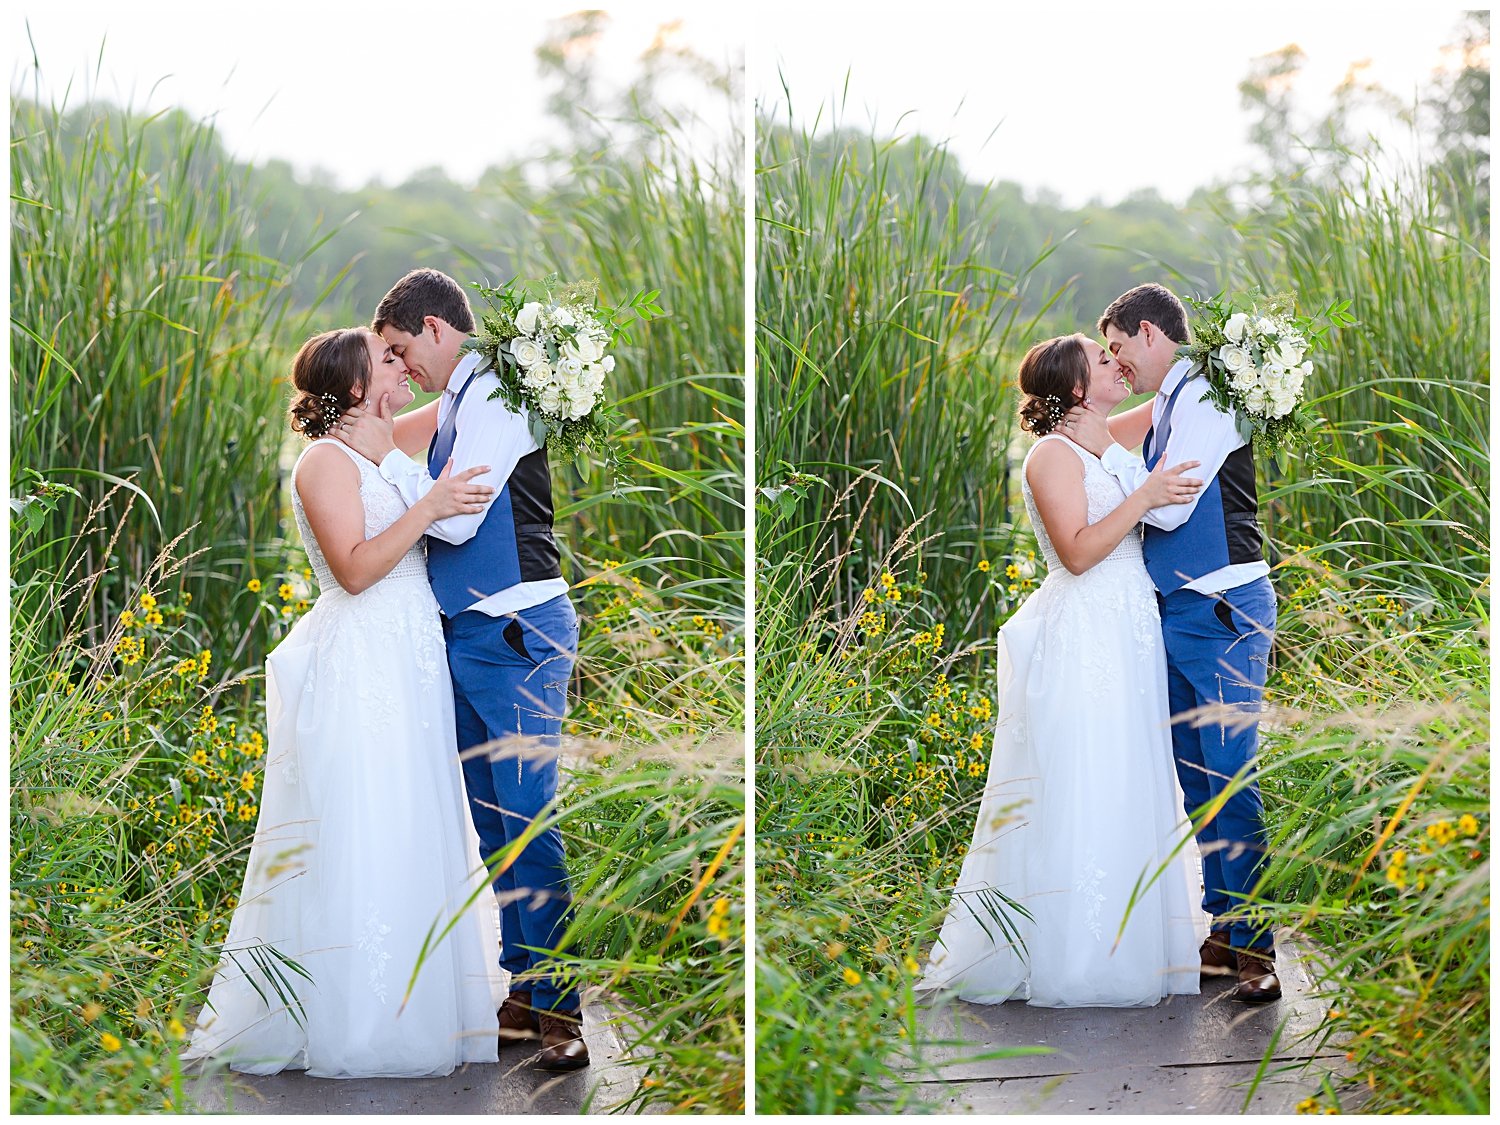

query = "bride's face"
[1082, 340, 1131, 410]
[356, 331, 416, 413]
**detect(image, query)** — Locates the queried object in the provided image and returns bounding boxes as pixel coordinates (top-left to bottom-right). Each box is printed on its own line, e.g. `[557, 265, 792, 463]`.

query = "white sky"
[10, 2, 745, 188]
[754, 3, 1479, 206]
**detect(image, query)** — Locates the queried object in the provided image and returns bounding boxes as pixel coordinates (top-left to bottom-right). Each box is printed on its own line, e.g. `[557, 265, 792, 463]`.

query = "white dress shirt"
[1098, 358, 1270, 595]
[377, 349, 570, 616]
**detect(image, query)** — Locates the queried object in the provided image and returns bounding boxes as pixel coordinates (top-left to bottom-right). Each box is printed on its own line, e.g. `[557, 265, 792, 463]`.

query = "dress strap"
[291, 437, 369, 490]
[1025, 431, 1091, 471]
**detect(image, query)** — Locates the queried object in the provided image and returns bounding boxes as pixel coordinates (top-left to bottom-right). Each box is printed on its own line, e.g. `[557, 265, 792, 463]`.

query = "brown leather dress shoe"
[498, 990, 541, 1043]
[534, 1008, 590, 1071]
[1200, 929, 1238, 985]
[1232, 949, 1282, 1003]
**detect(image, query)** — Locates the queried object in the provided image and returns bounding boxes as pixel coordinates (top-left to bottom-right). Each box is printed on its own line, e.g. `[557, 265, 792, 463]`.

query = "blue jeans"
[443, 593, 579, 1011]
[1160, 577, 1276, 953]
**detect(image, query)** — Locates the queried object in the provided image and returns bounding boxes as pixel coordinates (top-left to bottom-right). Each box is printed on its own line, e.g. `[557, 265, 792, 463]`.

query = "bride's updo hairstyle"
[288, 328, 372, 439]
[1016, 333, 1090, 436]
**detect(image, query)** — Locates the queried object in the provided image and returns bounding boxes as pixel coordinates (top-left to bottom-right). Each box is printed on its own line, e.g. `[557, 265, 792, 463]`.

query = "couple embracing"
[923, 283, 1282, 1008]
[185, 269, 590, 1076]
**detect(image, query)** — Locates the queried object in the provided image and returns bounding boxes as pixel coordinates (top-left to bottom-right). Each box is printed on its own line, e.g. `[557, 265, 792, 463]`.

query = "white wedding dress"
[920, 433, 1204, 1007]
[184, 438, 502, 1076]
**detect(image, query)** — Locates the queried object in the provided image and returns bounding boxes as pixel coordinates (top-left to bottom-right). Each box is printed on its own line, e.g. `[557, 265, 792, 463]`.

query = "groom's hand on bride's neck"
[337, 394, 397, 463]
[1062, 403, 1113, 456]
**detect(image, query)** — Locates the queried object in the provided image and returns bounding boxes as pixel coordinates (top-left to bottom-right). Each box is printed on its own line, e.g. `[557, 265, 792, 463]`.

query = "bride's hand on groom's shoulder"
[1060, 402, 1112, 455]
[336, 394, 397, 463]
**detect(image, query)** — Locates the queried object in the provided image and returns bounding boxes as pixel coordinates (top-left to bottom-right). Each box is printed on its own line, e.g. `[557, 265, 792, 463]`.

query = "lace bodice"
[290, 439, 428, 594]
[1021, 433, 1143, 574]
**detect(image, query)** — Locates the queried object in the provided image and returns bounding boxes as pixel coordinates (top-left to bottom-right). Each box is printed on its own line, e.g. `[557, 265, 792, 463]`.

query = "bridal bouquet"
[463, 276, 663, 481]
[1178, 291, 1353, 454]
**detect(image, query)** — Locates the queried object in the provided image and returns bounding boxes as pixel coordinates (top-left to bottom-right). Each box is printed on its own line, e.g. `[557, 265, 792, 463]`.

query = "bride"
[184, 327, 503, 1076]
[921, 333, 1207, 1007]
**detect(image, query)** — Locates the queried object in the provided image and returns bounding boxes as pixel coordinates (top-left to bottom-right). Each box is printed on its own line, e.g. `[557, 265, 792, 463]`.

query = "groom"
[1067, 283, 1281, 1004]
[341, 267, 589, 1068]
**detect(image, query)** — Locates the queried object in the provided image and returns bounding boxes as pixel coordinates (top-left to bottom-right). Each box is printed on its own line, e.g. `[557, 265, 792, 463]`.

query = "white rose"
[583, 363, 606, 392]
[538, 385, 562, 415]
[601, 355, 616, 373]
[1270, 390, 1298, 418]
[576, 335, 605, 363]
[524, 360, 554, 389]
[567, 394, 593, 421]
[1232, 364, 1259, 393]
[558, 355, 584, 378]
[1285, 367, 1306, 395]
[1243, 385, 1269, 416]
[1273, 340, 1303, 368]
[1223, 312, 1249, 343]
[515, 302, 543, 335]
[510, 336, 546, 368]
[1254, 316, 1276, 337]
[552, 306, 576, 327]
[1219, 344, 1251, 373]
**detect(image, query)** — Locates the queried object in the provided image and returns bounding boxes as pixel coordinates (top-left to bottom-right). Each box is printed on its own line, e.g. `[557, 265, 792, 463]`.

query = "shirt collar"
[1157, 357, 1194, 399]
[443, 346, 484, 397]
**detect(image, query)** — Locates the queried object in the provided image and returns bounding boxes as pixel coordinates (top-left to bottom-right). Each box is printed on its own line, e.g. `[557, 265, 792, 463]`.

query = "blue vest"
[426, 365, 562, 616]
[1142, 374, 1263, 593]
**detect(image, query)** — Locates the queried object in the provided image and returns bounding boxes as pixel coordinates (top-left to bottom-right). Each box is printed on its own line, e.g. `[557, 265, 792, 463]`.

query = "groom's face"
[379, 321, 445, 394]
[1104, 323, 1151, 391]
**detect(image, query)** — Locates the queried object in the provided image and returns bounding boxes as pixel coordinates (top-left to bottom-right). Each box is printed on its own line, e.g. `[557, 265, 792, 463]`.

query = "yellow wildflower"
[278, 583, 294, 601]
[1458, 813, 1479, 837]
[862, 588, 876, 603]
[977, 560, 990, 572]
[119, 610, 138, 629]
[842, 967, 861, 986]
[246, 578, 262, 593]
[101, 1032, 123, 1051]
[145, 609, 164, 626]
[1005, 563, 1019, 579]
[139, 592, 157, 610]
[239, 771, 256, 793]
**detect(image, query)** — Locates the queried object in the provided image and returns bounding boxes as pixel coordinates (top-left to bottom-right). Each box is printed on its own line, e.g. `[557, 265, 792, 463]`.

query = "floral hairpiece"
[309, 392, 342, 438]
[1044, 394, 1065, 426]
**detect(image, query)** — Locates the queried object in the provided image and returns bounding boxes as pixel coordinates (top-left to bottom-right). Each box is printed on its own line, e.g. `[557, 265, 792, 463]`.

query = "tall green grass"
[10, 85, 326, 655]
[1230, 151, 1489, 604]
[756, 97, 1068, 623]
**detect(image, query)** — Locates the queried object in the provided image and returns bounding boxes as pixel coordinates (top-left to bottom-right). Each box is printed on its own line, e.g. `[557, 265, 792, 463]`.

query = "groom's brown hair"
[373, 268, 476, 336]
[1097, 283, 1188, 344]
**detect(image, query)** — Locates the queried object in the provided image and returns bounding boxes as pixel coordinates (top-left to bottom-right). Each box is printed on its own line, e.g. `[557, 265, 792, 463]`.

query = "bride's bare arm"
[295, 444, 493, 595]
[1026, 441, 1203, 576]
